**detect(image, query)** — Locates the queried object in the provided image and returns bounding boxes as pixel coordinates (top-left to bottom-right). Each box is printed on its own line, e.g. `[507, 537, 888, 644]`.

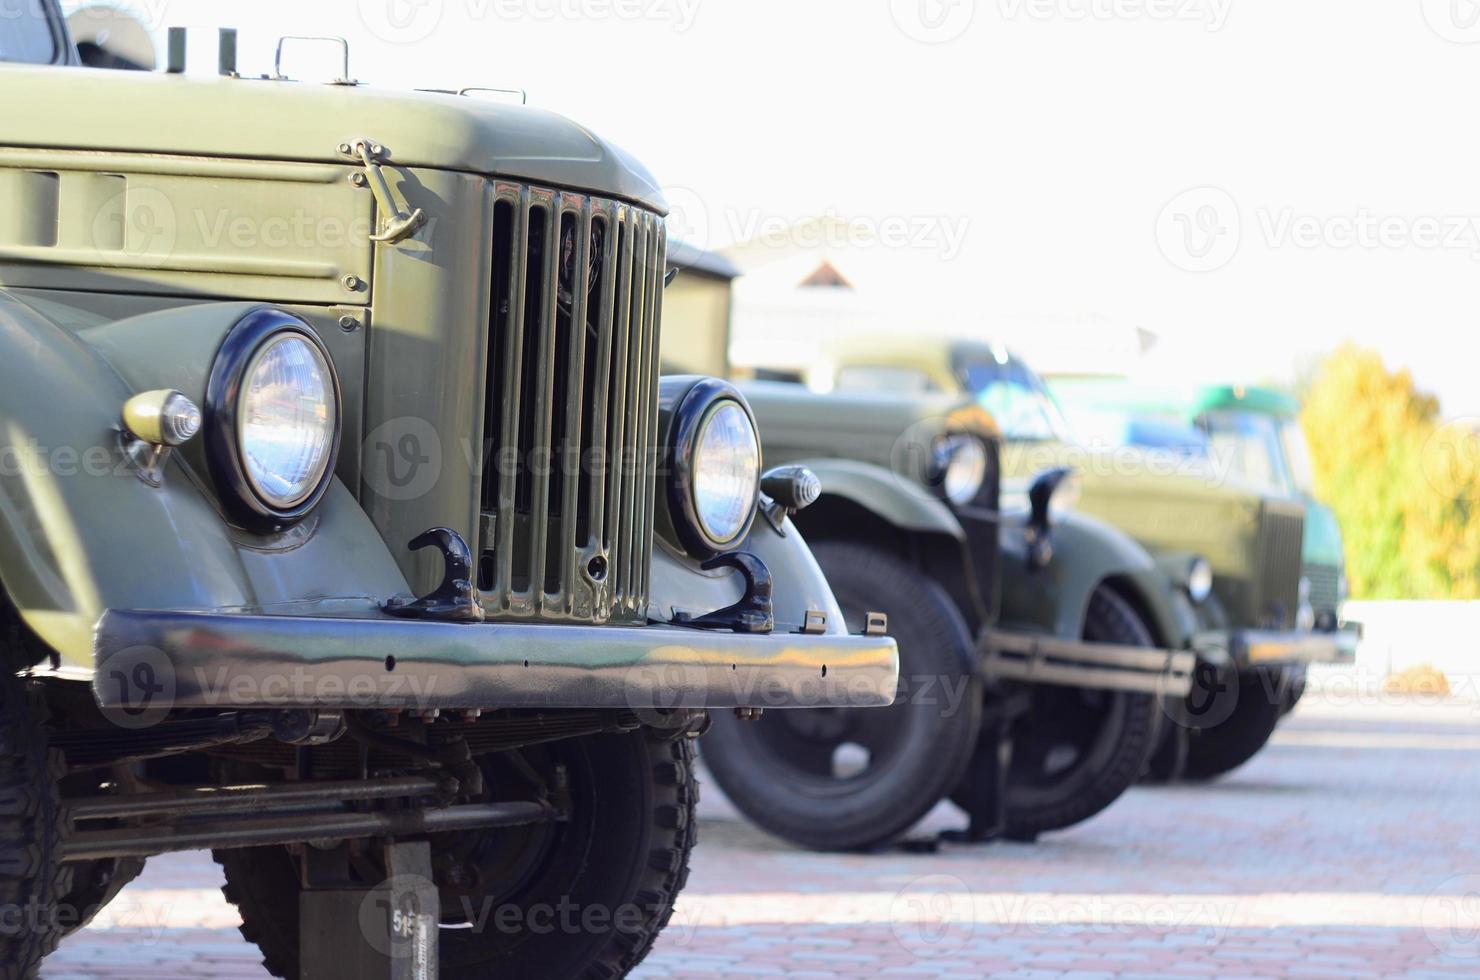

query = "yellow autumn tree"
[1301, 345, 1480, 599]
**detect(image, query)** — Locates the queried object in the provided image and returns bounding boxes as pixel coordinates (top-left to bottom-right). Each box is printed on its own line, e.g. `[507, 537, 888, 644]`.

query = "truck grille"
[1303, 561, 1341, 617]
[477, 183, 665, 624]
[1252, 502, 1305, 630]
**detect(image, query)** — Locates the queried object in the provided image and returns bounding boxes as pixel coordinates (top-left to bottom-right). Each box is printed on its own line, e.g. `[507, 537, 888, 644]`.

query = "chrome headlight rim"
[667, 378, 761, 557]
[1186, 556, 1215, 604]
[204, 308, 342, 533]
[932, 433, 989, 508]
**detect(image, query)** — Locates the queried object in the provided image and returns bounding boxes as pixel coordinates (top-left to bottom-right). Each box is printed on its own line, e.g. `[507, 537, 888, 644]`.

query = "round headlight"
[1187, 556, 1215, 604]
[692, 401, 760, 545]
[205, 309, 342, 532]
[936, 435, 987, 506]
[239, 334, 337, 509]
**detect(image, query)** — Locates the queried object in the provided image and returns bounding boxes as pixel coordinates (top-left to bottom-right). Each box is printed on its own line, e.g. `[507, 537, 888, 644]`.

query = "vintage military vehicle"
[1050, 379, 1359, 701]
[0, 10, 897, 979]
[701, 384, 1198, 851]
[787, 336, 1355, 781]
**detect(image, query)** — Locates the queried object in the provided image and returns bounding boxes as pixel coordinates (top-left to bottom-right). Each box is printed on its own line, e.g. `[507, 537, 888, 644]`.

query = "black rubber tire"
[963, 586, 1162, 837]
[1183, 668, 1285, 781]
[0, 672, 73, 980]
[702, 540, 982, 851]
[215, 729, 696, 980]
[1279, 666, 1308, 717]
[55, 856, 146, 940]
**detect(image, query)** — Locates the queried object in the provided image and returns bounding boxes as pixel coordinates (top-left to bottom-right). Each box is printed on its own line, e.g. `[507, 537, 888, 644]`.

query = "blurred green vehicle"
[1051, 380, 1354, 643]
[702, 383, 1201, 851]
[0, 8, 898, 978]
[737, 336, 1357, 787]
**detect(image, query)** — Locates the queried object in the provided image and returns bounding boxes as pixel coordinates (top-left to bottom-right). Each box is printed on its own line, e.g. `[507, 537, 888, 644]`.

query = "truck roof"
[0, 63, 665, 212]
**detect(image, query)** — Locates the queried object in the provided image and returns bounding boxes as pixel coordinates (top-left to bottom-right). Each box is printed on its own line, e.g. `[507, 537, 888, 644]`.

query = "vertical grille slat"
[1254, 503, 1306, 630]
[557, 202, 593, 608]
[478, 186, 660, 624]
[639, 220, 666, 606]
[525, 197, 561, 604]
[604, 213, 635, 599]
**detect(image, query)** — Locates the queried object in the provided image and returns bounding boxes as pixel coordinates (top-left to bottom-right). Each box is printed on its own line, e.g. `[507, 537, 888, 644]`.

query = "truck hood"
[0, 64, 666, 213]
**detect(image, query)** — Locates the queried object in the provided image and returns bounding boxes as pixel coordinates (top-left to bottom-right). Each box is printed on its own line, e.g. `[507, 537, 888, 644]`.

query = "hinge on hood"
[339, 139, 427, 245]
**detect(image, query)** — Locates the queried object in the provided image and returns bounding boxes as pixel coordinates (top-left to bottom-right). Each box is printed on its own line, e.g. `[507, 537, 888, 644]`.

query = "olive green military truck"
[788, 336, 1355, 781]
[0, 11, 897, 979]
[701, 385, 1199, 850]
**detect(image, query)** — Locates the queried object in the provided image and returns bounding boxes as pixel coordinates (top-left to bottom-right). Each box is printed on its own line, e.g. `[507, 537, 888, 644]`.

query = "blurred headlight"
[1187, 556, 1214, 604]
[240, 335, 337, 509]
[692, 401, 760, 545]
[935, 434, 987, 506]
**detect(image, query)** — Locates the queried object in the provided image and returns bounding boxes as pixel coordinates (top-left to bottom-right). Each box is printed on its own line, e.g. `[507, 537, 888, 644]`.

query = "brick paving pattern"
[43, 683, 1480, 978]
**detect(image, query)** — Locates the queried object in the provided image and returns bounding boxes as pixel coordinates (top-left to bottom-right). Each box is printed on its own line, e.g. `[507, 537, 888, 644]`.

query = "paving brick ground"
[42, 678, 1480, 978]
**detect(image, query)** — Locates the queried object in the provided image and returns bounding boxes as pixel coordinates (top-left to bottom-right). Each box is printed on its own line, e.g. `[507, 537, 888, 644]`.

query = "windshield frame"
[952, 350, 1074, 444]
[0, 0, 71, 66]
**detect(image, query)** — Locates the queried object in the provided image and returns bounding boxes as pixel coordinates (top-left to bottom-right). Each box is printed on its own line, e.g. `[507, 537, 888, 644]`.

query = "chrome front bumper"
[979, 628, 1197, 697]
[93, 609, 899, 712]
[1195, 626, 1358, 670]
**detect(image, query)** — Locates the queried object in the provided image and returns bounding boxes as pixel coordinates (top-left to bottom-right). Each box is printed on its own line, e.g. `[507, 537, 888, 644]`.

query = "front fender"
[792, 457, 964, 541]
[649, 510, 848, 635]
[0, 291, 407, 668]
[1000, 508, 1197, 650]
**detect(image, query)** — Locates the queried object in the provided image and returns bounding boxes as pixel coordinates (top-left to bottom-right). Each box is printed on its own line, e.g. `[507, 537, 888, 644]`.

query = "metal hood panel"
[0, 64, 667, 213]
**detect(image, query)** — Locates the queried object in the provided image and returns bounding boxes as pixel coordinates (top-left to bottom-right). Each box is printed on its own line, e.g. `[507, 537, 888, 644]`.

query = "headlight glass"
[1187, 557, 1215, 603]
[937, 435, 987, 506]
[239, 334, 336, 509]
[692, 401, 759, 544]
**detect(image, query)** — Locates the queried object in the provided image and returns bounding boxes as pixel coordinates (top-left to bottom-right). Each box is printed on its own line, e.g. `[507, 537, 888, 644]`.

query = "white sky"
[69, 0, 1480, 417]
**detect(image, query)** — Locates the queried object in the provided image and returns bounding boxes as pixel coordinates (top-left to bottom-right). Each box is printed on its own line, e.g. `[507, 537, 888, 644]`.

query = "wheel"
[1183, 667, 1285, 781]
[1279, 666, 1308, 716]
[215, 728, 696, 980]
[701, 541, 982, 851]
[959, 585, 1161, 837]
[0, 672, 73, 980]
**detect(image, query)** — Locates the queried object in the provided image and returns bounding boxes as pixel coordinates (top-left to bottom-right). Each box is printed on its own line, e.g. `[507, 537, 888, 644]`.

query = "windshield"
[1280, 420, 1316, 494]
[959, 357, 1073, 442]
[0, 0, 60, 65]
[1200, 410, 1294, 495]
